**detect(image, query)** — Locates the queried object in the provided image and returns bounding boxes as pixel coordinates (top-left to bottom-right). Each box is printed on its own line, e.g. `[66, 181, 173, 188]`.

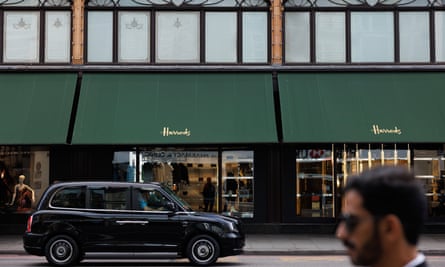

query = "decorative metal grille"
[87, 0, 269, 7]
[284, 0, 439, 7]
[0, 0, 71, 6]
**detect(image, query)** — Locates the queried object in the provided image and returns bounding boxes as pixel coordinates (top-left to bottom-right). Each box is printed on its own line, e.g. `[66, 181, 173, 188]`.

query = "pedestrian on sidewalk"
[336, 166, 428, 267]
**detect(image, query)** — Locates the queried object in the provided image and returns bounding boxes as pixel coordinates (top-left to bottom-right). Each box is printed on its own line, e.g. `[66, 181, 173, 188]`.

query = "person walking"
[202, 177, 215, 212]
[336, 166, 428, 267]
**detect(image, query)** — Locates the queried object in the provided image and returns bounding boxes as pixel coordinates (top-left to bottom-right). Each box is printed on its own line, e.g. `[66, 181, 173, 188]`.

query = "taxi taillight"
[26, 215, 33, 233]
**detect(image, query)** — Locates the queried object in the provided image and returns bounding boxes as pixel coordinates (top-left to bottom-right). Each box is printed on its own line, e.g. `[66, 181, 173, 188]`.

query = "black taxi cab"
[23, 181, 244, 266]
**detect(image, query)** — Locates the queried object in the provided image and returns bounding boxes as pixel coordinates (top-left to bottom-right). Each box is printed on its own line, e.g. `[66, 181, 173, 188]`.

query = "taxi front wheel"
[187, 234, 220, 266]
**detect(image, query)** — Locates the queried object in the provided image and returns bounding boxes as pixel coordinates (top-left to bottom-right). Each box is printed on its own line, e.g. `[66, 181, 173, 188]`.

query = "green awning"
[279, 73, 445, 143]
[72, 73, 277, 144]
[0, 73, 77, 145]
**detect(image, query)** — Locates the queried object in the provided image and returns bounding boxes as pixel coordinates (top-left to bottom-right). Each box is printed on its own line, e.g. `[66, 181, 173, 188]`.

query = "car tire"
[45, 235, 80, 266]
[186, 234, 220, 266]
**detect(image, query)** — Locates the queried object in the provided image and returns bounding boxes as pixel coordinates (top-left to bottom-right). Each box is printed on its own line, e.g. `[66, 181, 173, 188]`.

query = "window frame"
[0, 1, 72, 64]
[283, 5, 440, 64]
[84, 1, 270, 65]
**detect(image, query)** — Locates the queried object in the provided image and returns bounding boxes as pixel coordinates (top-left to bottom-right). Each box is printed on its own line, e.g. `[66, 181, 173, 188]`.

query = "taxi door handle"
[116, 220, 149, 225]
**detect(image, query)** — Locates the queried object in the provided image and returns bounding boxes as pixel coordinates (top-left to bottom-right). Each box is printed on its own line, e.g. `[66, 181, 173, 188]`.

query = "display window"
[336, 144, 409, 183]
[112, 149, 254, 218]
[140, 150, 218, 212]
[413, 149, 445, 217]
[0, 147, 50, 213]
[296, 145, 412, 218]
[222, 151, 254, 218]
[114, 150, 219, 212]
[296, 148, 334, 217]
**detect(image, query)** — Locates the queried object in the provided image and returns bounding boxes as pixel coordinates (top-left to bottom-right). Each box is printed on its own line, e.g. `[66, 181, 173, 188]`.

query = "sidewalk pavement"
[1, 234, 445, 256]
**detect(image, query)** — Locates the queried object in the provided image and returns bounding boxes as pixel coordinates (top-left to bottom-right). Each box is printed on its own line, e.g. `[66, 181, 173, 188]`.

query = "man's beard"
[348, 222, 383, 266]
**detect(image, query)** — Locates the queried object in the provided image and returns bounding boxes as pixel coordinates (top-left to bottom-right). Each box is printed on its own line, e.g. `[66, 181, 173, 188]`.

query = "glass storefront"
[295, 144, 445, 219]
[113, 149, 254, 218]
[296, 148, 334, 217]
[1, 143, 443, 225]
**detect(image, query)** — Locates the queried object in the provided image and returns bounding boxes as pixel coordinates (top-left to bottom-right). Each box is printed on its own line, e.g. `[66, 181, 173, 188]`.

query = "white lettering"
[371, 125, 402, 135]
[161, 127, 191, 137]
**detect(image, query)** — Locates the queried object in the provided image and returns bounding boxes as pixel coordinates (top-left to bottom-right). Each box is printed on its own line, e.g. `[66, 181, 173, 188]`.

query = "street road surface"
[1, 254, 444, 266]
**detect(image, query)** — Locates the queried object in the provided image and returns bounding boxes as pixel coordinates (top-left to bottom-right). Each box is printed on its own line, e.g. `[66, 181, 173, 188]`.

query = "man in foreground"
[336, 166, 428, 267]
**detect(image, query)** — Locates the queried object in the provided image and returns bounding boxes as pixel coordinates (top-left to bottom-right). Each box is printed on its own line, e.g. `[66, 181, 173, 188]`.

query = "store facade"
[278, 72, 445, 231]
[1, 0, 445, 234]
[2, 71, 445, 234]
[69, 72, 278, 220]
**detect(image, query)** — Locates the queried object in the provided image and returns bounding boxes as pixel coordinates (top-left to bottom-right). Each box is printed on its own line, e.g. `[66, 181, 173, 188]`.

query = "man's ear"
[380, 214, 403, 241]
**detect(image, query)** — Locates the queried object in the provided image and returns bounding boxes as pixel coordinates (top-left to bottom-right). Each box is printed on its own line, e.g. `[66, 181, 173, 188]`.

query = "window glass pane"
[242, 12, 268, 63]
[351, 12, 394, 63]
[435, 11, 445, 62]
[89, 187, 129, 210]
[156, 12, 200, 63]
[399, 12, 429, 62]
[205, 12, 237, 63]
[0, 149, 49, 211]
[413, 150, 445, 217]
[285, 12, 309, 63]
[135, 188, 170, 211]
[336, 144, 409, 177]
[296, 149, 333, 217]
[138, 150, 218, 212]
[118, 12, 150, 63]
[222, 151, 254, 218]
[4, 12, 39, 63]
[45, 11, 71, 63]
[51, 187, 86, 209]
[315, 12, 345, 63]
[87, 11, 113, 63]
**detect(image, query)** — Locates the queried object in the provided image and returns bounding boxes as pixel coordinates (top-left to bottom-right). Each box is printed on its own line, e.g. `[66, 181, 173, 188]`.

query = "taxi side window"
[89, 187, 129, 210]
[51, 187, 86, 209]
[136, 189, 169, 211]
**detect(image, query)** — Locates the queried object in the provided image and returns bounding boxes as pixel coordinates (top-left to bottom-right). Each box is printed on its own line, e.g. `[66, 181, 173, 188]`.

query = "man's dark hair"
[344, 166, 427, 245]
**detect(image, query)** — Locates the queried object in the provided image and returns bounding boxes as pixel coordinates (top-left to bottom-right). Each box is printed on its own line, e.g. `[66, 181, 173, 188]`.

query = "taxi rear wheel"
[45, 235, 80, 266]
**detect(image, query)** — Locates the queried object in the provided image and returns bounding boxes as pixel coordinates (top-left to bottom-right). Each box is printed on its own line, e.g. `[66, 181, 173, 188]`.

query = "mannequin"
[10, 175, 35, 210]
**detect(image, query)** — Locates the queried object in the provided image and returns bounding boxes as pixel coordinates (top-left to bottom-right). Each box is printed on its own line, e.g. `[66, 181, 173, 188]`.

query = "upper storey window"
[284, 0, 443, 64]
[85, 0, 269, 64]
[0, 0, 71, 64]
